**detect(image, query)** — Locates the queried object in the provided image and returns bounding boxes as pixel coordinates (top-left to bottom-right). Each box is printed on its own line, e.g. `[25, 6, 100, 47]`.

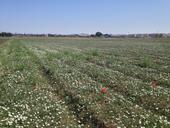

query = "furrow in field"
[41, 66, 108, 128]
[27, 43, 170, 119]
[27, 43, 170, 127]
[24, 42, 110, 127]
[32, 43, 170, 90]
[30, 42, 170, 88]
[64, 48, 170, 88]
[0, 40, 80, 128]
[42, 49, 170, 120]
[30, 39, 170, 68]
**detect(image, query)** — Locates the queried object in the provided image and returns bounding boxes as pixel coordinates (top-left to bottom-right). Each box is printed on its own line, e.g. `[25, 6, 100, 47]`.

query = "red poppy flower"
[151, 80, 158, 88]
[101, 87, 107, 94]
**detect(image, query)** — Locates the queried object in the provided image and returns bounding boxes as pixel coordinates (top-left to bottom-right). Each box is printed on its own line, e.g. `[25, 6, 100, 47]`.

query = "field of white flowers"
[0, 38, 170, 128]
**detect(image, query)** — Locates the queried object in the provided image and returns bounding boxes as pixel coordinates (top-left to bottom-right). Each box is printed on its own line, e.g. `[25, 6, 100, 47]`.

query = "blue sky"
[0, 0, 169, 34]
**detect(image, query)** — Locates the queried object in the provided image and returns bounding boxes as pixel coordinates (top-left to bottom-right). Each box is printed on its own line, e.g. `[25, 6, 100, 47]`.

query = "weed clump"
[138, 57, 153, 68]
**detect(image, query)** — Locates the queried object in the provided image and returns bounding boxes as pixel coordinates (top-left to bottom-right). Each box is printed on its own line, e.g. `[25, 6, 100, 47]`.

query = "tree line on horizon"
[0, 32, 13, 37]
[0, 32, 169, 38]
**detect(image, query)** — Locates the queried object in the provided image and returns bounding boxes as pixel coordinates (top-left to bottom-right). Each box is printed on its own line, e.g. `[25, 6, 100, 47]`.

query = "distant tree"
[155, 33, 163, 38]
[0, 32, 13, 37]
[95, 32, 103, 37]
[90, 34, 95, 37]
[104, 34, 112, 38]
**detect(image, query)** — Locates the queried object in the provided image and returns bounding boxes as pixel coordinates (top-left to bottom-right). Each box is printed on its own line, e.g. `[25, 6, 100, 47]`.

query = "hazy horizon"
[0, 0, 170, 34]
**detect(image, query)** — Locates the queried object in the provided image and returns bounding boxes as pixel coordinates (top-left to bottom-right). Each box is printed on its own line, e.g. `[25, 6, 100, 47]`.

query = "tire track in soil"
[42, 66, 110, 128]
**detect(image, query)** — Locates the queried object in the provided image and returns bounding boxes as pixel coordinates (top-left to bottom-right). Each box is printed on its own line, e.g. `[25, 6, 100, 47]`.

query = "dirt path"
[42, 66, 108, 128]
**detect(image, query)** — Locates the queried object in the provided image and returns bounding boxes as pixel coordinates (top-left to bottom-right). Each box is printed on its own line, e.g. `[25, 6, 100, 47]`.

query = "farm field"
[0, 37, 170, 128]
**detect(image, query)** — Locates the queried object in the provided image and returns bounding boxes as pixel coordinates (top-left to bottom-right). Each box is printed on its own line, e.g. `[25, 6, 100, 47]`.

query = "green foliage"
[0, 32, 13, 37]
[138, 57, 153, 68]
[0, 38, 170, 127]
[91, 50, 99, 56]
[95, 32, 103, 37]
